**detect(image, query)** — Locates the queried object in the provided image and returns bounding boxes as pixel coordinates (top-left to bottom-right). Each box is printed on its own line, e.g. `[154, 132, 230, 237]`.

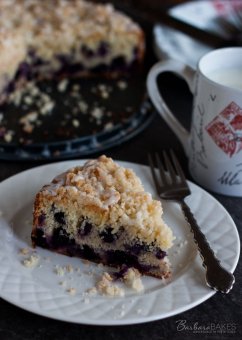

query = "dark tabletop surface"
[0, 1, 241, 339]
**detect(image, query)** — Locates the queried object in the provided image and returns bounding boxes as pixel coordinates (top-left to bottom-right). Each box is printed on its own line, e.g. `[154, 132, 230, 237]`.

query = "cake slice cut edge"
[32, 155, 174, 279]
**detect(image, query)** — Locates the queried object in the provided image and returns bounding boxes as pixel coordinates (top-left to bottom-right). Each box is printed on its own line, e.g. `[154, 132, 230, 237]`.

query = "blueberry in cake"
[32, 156, 174, 279]
[0, 0, 145, 104]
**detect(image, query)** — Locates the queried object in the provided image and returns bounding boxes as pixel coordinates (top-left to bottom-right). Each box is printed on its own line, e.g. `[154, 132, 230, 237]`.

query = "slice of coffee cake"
[32, 156, 174, 279]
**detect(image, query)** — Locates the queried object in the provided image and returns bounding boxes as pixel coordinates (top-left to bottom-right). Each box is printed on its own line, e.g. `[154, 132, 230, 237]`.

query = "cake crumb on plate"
[97, 272, 125, 297]
[22, 255, 39, 268]
[123, 268, 144, 292]
[54, 265, 65, 276]
[19, 247, 30, 255]
[86, 287, 97, 296]
[65, 264, 74, 273]
[67, 287, 76, 296]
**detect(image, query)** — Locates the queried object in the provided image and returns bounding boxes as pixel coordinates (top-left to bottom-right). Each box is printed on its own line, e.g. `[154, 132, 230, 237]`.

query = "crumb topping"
[39, 155, 174, 249]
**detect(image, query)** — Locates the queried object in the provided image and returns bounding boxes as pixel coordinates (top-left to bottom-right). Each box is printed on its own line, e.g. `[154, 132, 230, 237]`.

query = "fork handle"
[180, 200, 217, 265]
[180, 200, 235, 293]
[180, 200, 235, 268]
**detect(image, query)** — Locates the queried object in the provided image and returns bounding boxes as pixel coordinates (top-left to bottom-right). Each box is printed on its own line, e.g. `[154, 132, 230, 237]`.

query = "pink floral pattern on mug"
[205, 102, 242, 157]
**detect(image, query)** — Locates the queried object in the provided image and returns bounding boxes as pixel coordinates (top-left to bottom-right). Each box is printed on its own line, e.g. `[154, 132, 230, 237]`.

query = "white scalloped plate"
[0, 160, 240, 325]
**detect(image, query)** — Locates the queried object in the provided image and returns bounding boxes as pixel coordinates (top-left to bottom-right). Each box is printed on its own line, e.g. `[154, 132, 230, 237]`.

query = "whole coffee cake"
[0, 0, 145, 103]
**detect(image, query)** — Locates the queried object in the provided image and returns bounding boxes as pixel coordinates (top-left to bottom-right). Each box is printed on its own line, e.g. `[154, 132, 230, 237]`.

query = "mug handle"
[147, 60, 196, 155]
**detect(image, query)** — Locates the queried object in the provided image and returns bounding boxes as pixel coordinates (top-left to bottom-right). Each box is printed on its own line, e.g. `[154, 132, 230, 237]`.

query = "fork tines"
[148, 150, 184, 183]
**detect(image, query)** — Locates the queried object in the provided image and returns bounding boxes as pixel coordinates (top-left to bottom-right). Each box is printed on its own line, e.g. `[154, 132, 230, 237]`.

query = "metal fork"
[148, 150, 235, 293]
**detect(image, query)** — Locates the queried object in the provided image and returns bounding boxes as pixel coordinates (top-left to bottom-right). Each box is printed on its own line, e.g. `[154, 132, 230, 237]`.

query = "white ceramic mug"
[147, 47, 242, 197]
